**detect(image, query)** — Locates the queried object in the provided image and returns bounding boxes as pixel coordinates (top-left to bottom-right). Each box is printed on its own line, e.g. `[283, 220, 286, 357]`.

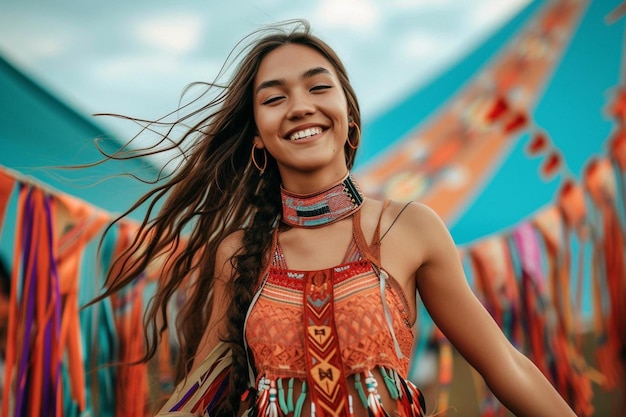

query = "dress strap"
[269, 227, 289, 270]
[353, 200, 413, 266]
[369, 200, 391, 261]
[352, 200, 390, 266]
[380, 201, 413, 242]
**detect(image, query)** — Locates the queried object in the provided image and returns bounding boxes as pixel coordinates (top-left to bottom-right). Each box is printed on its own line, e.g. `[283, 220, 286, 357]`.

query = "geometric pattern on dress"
[302, 269, 351, 417]
[246, 271, 308, 378]
[247, 257, 415, 381]
[334, 267, 412, 375]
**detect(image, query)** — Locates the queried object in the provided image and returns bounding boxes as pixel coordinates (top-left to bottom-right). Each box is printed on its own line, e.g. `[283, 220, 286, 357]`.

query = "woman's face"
[253, 43, 350, 190]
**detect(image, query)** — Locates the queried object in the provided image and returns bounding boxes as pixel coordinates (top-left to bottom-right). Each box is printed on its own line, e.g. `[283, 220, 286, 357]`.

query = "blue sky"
[0, 0, 529, 144]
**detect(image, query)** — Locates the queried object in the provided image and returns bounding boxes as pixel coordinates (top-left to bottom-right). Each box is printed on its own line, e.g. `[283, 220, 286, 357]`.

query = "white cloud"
[95, 55, 182, 79]
[313, 0, 381, 32]
[0, 19, 71, 67]
[468, 0, 530, 30]
[0, 36, 64, 71]
[399, 30, 451, 61]
[91, 55, 223, 101]
[135, 13, 204, 55]
[21, 37, 65, 59]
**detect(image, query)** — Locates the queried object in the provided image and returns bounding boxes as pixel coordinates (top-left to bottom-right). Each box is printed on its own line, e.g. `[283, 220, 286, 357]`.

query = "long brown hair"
[96, 19, 361, 415]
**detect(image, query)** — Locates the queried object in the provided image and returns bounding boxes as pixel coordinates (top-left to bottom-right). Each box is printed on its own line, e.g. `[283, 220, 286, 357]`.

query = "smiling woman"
[93, 19, 577, 417]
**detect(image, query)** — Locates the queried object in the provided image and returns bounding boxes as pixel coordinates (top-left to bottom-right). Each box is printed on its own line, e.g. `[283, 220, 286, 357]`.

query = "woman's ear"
[253, 135, 265, 149]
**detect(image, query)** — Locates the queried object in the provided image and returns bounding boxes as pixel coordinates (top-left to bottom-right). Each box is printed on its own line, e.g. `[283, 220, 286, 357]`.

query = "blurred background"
[0, 0, 624, 416]
[0, 0, 531, 223]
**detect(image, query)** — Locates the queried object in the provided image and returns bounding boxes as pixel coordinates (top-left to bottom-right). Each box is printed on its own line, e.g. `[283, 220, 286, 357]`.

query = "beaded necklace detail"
[281, 173, 364, 228]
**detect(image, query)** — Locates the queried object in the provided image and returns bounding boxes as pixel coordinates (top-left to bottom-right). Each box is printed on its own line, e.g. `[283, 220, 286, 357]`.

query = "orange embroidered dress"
[243, 207, 425, 417]
[158, 175, 425, 416]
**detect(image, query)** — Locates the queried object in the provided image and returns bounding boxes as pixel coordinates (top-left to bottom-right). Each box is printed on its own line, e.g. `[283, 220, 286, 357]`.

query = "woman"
[101, 20, 577, 417]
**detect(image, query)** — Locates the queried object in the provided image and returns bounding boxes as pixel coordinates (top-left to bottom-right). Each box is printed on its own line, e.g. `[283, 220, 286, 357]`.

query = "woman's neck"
[279, 169, 350, 195]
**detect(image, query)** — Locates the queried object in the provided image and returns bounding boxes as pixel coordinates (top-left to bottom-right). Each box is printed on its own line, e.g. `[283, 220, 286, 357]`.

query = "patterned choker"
[281, 173, 364, 228]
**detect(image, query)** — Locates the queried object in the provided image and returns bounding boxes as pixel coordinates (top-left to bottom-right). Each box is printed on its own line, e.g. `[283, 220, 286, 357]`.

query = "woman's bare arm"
[191, 230, 243, 370]
[402, 203, 577, 417]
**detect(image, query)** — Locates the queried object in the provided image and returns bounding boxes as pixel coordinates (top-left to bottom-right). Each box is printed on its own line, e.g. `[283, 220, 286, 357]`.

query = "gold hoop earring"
[347, 121, 360, 150]
[251, 144, 267, 175]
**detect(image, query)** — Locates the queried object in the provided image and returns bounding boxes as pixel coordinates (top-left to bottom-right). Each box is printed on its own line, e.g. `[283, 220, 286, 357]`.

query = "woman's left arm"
[406, 203, 577, 417]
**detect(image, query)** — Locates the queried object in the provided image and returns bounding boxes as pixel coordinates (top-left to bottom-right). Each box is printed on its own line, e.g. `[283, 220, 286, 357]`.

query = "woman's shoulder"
[214, 230, 246, 279]
[363, 198, 445, 234]
[381, 200, 458, 262]
[360, 198, 453, 282]
[361, 198, 453, 261]
[217, 229, 245, 254]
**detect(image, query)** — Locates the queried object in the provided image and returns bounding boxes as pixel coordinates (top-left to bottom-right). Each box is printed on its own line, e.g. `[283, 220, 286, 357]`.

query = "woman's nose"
[287, 91, 315, 119]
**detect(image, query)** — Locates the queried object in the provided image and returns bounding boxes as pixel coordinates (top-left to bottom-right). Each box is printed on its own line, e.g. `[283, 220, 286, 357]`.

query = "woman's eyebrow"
[302, 66, 331, 79]
[255, 66, 332, 95]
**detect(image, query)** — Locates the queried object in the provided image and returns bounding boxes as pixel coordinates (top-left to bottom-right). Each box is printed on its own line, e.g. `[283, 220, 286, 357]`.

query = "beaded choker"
[280, 173, 364, 228]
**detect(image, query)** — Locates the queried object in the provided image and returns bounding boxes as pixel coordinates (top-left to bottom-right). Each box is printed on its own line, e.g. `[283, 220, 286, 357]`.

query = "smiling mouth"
[288, 127, 324, 141]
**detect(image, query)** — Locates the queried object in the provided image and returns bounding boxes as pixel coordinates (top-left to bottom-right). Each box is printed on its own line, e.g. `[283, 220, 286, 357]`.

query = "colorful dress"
[158, 207, 425, 417]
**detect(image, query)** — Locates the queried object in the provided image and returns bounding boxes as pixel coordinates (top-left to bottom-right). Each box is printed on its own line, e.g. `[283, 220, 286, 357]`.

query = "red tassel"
[541, 151, 561, 178]
[503, 112, 528, 134]
[527, 131, 550, 155]
[584, 159, 626, 400]
[484, 96, 510, 123]
[609, 127, 626, 170]
[607, 87, 626, 120]
[557, 180, 586, 229]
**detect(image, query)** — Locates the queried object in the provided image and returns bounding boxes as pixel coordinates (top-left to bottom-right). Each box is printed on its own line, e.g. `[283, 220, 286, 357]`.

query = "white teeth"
[289, 127, 323, 141]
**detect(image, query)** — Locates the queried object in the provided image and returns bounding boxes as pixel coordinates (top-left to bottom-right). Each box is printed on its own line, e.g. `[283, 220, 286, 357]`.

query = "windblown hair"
[96, 19, 361, 415]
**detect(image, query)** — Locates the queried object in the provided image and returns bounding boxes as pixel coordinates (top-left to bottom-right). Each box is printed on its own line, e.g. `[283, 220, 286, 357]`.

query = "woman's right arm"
[191, 230, 243, 370]
[155, 231, 244, 416]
